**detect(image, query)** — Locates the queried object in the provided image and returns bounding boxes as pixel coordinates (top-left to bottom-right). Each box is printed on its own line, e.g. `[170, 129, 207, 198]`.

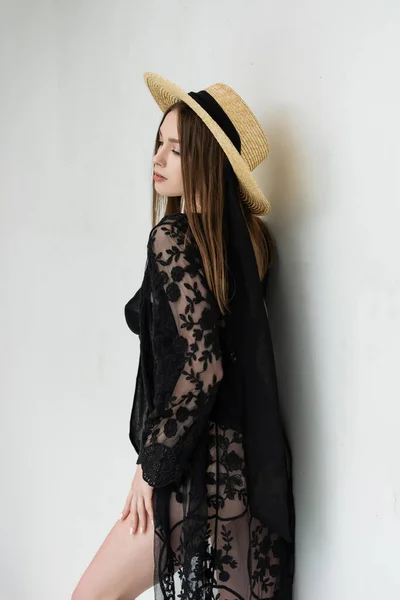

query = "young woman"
[72, 72, 295, 600]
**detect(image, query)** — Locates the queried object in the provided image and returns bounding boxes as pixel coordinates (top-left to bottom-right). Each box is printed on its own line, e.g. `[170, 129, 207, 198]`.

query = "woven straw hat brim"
[143, 72, 271, 216]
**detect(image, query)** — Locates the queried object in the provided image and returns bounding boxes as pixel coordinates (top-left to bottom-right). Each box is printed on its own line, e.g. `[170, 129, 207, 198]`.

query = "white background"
[1, 1, 399, 599]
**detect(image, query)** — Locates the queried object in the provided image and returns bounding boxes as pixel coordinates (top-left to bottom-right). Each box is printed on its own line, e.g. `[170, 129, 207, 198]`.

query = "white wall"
[1, 1, 399, 599]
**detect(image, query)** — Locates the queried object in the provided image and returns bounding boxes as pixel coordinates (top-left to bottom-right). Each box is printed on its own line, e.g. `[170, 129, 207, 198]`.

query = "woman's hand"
[120, 464, 154, 535]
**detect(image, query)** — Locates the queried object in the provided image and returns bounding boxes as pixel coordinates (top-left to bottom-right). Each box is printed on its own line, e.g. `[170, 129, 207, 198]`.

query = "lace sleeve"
[138, 216, 224, 488]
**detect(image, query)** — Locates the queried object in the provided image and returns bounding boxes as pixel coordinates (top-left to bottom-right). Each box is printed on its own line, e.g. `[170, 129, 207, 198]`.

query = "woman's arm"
[138, 217, 224, 488]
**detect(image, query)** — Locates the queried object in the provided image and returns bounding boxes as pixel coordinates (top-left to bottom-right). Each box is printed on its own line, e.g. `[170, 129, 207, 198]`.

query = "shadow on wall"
[260, 113, 331, 546]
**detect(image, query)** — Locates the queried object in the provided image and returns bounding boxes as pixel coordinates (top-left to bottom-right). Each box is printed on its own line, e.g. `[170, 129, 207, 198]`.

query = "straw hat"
[143, 72, 271, 216]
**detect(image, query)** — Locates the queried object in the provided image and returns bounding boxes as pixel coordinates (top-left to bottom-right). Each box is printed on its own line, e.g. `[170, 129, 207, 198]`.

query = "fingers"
[136, 496, 147, 534]
[129, 494, 139, 534]
[128, 494, 154, 535]
[124, 475, 154, 536]
[144, 495, 154, 526]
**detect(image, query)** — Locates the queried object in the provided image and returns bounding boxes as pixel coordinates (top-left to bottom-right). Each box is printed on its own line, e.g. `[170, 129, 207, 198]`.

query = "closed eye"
[158, 141, 180, 156]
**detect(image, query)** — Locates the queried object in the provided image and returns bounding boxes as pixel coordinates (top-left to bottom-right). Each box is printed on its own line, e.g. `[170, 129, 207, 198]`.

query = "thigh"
[72, 514, 154, 600]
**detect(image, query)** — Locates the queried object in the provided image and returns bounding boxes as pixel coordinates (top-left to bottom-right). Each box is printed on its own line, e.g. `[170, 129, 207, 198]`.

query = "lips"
[154, 171, 167, 180]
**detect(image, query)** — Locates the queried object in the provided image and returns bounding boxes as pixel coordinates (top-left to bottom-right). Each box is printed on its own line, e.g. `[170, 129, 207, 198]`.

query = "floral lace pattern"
[153, 421, 289, 600]
[129, 213, 294, 599]
[138, 213, 224, 488]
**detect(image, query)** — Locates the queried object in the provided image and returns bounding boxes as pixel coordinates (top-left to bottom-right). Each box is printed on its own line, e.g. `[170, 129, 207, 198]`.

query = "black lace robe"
[124, 212, 295, 599]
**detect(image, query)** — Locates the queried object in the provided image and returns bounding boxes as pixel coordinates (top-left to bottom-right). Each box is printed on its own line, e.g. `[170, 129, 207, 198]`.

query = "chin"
[155, 181, 170, 191]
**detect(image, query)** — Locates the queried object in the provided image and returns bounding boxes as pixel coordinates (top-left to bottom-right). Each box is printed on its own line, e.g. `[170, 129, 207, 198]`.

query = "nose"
[153, 144, 167, 167]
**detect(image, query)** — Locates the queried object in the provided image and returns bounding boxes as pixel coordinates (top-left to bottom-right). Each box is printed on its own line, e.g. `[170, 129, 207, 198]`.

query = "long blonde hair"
[151, 101, 276, 316]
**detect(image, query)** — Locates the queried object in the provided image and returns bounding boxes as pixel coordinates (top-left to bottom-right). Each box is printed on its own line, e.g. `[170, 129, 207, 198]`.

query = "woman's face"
[152, 109, 183, 197]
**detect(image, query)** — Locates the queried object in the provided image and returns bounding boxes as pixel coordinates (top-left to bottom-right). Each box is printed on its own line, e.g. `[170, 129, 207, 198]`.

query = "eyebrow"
[159, 132, 180, 143]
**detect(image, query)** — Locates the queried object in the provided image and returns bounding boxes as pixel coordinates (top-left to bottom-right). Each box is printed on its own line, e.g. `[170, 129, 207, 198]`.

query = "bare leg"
[71, 514, 154, 600]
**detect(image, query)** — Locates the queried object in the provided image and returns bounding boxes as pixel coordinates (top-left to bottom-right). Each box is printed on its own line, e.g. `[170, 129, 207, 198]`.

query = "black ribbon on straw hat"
[188, 90, 295, 544]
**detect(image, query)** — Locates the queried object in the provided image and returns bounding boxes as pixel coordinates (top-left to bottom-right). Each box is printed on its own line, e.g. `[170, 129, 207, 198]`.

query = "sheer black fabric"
[124, 213, 295, 599]
[220, 163, 295, 548]
[138, 213, 224, 487]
